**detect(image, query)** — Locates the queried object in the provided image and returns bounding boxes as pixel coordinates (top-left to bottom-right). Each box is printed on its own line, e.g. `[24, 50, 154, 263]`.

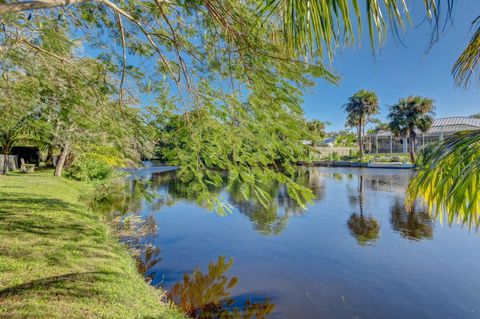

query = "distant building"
[320, 137, 336, 147]
[364, 117, 480, 154]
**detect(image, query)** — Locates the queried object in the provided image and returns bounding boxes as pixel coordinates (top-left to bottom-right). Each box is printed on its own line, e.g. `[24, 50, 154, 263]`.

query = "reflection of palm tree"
[347, 213, 380, 246]
[168, 256, 275, 319]
[390, 199, 433, 241]
[346, 176, 380, 246]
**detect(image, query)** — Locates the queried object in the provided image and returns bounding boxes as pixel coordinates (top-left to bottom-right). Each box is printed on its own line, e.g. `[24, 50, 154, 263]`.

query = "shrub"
[65, 158, 113, 182]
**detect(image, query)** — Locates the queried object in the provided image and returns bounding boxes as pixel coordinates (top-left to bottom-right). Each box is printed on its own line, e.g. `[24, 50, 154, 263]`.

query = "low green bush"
[65, 158, 113, 182]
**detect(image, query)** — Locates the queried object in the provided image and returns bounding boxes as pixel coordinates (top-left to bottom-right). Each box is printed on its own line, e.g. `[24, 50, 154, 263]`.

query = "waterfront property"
[364, 117, 480, 154]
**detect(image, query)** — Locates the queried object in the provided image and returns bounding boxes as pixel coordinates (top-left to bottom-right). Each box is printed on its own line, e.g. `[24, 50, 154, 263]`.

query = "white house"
[364, 116, 480, 154]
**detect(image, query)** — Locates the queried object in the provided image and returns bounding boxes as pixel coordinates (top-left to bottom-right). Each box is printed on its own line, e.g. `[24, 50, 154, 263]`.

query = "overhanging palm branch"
[259, 0, 440, 59]
[452, 16, 480, 87]
[407, 130, 480, 228]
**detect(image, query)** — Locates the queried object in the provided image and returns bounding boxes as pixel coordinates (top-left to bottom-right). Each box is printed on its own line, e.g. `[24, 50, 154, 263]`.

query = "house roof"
[321, 137, 336, 144]
[368, 117, 480, 137]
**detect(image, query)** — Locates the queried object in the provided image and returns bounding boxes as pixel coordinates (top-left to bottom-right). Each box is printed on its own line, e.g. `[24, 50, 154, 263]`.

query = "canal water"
[110, 165, 480, 319]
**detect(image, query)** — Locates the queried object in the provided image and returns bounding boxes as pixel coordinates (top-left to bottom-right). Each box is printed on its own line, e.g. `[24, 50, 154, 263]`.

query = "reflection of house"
[365, 117, 480, 154]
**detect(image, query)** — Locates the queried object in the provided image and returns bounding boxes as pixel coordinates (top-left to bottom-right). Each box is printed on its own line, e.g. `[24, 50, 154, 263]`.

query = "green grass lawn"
[0, 170, 186, 319]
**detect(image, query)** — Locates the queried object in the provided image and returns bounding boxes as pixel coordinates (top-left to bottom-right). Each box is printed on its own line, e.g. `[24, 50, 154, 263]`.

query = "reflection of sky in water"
[117, 166, 480, 319]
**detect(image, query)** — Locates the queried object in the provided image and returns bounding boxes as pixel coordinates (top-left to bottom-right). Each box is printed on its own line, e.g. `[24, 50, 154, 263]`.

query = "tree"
[2, 0, 478, 216]
[329, 130, 357, 147]
[0, 61, 41, 156]
[0, 25, 153, 177]
[388, 96, 435, 163]
[368, 119, 389, 134]
[470, 113, 480, 119]
[306, 119, 327, 145]
[344, 89, 379, 157]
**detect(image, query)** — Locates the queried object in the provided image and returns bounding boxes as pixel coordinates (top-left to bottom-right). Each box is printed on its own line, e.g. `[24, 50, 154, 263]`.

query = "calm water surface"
[113, 166, 480, 319]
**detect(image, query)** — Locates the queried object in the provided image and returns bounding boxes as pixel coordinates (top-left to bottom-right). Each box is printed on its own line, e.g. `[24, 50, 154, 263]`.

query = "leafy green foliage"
[408, 130, 480, 228]
[142, 2, 339, 212]
[306, 119, 327, 145]
[0, 58, 43, 157]
[452, 16, 480, 87]
[331, 130, 358, 147]
[64, 158, 113, 182]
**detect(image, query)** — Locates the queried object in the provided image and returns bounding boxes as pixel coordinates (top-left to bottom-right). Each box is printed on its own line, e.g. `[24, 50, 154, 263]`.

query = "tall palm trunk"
[408, 131, 416, 163]
[54, 143, 69, 177]
[357, 120, 364, 158]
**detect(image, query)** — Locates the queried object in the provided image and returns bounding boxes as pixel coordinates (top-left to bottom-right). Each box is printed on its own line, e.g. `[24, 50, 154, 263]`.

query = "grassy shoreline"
[0, 170, 185, 319]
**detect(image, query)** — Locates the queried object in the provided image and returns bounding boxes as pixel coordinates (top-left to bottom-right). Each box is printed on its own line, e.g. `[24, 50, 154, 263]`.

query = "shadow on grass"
[0, 271, 118, 299]
[0, 191, 87, 213]
[0, 192, 99, 236]
[0, 191, 114, 266]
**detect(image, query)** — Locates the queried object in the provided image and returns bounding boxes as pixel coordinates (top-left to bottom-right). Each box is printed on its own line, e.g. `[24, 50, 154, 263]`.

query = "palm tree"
[388, 96, 435, 163]
[344, 90, 379, 158]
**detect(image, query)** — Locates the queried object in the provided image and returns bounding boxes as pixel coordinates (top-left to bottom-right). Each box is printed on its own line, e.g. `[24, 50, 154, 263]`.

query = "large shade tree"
[2, 0, 479, 217]
[388, 96, 435, 163]
[344, 89, 379, 157]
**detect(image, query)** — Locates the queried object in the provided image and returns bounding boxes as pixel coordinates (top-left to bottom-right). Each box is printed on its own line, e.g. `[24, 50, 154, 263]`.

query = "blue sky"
[303, 0, 480, 131]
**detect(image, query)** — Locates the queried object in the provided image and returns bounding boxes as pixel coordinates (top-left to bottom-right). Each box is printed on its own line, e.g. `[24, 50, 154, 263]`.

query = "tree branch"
[0, 0, 89, 15]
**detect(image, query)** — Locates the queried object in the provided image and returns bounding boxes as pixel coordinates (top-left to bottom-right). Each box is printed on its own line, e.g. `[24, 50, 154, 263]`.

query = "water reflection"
[390, 199, 433, 241]
[168, 256, 275, 319]
[227, 168, 325, 235]
[112, 213, 275, 318]
[346, 176, 380, 246]
[93, 166, 480, 319]
[101, 168, 326, 236]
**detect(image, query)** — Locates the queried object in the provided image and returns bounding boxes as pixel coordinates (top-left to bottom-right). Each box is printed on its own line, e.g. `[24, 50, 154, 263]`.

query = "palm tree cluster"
[344, 91, 435, 162]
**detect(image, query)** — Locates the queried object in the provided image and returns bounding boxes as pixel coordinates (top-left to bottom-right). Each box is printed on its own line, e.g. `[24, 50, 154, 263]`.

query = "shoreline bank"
[297, 160, 415, 169]
[0, 170, 185, 319]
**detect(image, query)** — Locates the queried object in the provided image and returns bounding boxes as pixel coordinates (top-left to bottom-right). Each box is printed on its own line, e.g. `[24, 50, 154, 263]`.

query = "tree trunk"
[45, 145, 54, 167]
[1, 140, 12, 175]
[357, 121, 364, 158]
[408, 135, 415, 164]
[54, 143, 69, 177]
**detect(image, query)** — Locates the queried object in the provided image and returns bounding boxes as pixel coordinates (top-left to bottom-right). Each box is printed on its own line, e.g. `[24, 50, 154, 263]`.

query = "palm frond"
[259, 0, 439, 59]
[407, 130, 480, 228]
[452, 16, 480, 87]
